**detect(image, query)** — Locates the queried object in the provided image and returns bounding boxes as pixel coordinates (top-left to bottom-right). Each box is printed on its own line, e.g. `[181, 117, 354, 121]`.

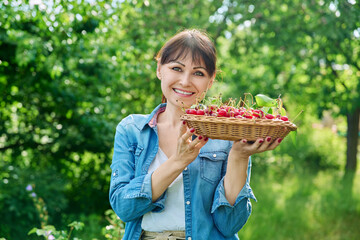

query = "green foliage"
[252, 113, 346, 173]
[0, 162, 67, 239]
[102, 209, 125, 239]
[28, 221, 84, 240]
[238, 169, 360, 240]
[0, 0, 359, 239]
[216, 0, 360, 116]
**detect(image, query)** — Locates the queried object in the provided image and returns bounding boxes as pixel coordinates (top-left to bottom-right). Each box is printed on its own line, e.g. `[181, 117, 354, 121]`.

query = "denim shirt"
[109, 103, 256, 240]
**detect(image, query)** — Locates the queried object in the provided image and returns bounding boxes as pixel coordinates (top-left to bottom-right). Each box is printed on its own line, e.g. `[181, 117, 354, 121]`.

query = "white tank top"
[141, 148, 185, 231]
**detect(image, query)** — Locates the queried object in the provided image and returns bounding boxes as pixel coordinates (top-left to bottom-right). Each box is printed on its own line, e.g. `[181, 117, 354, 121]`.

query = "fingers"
[189, 135, 208, 149]
[180, 126, 196, 143]
[179, 122, 208, 148]
[236, 138, 263, 152]
[256, 136, 282, 152]
[268, 138, 282, 150]
[179, 120, 188, 139]
[234, 136, 283, 154]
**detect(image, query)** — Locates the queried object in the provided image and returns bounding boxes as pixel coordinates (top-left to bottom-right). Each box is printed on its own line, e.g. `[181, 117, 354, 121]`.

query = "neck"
[158, 103, 184, 128]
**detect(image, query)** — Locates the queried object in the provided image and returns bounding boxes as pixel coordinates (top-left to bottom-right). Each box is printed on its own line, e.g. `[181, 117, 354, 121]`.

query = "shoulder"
[116, 114, 150, 131]
[116, 103, 166, 131]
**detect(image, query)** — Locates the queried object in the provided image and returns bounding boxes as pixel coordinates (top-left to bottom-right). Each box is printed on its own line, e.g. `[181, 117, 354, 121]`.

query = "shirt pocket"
[199, 151, 227, 184]
[128, 144, 144, 159]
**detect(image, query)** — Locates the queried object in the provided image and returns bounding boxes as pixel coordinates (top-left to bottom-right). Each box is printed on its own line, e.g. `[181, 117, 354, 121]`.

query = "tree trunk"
[346, 107, 360, 172]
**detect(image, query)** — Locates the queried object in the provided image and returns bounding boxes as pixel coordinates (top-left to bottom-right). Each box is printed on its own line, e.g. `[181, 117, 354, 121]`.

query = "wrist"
[168, 155, 188, 171]
[228, 151, 250, 163]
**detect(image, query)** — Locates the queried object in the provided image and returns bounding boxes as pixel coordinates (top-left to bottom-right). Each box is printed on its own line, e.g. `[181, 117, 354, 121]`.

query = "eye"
[172, 67, 182, 72]
[194, 71, 204, 76]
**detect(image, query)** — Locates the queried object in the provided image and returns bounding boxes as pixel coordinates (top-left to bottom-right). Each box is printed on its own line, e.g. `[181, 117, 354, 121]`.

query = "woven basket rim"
[180, 114, 298, 131]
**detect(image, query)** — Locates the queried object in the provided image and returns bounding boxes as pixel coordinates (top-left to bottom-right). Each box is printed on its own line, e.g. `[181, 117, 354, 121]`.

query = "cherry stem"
[291, 109, 304, 123]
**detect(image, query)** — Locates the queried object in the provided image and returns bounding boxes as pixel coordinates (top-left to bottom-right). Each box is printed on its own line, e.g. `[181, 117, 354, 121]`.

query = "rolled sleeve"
[141, 172, 166, 212]
[210, 157, 257, 237]
[110, 171, 167, 222]
[210, 178, 256, 237]
[211, 178, 256, 212]
[109, 121, 166, 222]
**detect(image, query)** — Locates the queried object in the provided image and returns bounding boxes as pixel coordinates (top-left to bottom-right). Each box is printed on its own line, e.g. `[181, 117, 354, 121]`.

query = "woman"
[109, 29, 282, 240]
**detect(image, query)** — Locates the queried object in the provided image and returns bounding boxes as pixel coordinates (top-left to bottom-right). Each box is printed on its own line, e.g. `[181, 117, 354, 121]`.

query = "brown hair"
[156, 29, 217, 103]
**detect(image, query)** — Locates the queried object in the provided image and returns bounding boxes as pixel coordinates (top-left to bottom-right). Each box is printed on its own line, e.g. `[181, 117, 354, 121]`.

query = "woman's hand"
[150, 121, 207, 201]
[230, 137, 283, 162]
[174, 121, 208, 167]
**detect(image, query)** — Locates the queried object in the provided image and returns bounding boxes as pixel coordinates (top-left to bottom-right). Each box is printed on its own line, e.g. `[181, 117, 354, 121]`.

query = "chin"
[170, 98, 193, 109]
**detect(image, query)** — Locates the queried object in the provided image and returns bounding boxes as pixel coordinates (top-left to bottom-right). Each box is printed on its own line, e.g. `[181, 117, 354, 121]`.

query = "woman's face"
[157, 54, 214, 109]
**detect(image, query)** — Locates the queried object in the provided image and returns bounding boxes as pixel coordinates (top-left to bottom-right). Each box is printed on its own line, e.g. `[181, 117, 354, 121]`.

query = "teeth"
[174, 89, 193, 95]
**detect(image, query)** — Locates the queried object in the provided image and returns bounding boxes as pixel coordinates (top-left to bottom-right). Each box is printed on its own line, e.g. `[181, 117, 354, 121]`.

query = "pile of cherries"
[185, 105, 289, 121]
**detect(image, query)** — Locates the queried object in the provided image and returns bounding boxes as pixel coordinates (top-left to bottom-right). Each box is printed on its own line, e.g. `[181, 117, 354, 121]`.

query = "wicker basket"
[180, 114, 297, 141]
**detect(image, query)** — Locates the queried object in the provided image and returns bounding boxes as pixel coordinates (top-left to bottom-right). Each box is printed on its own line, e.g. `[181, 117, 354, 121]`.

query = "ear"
[156, 61, 162, 80]
[208, 73, 216, 89]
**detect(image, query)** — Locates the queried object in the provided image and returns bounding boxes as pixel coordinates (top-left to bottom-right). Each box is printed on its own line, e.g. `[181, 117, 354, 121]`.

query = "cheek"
[197, 80, 212, 91]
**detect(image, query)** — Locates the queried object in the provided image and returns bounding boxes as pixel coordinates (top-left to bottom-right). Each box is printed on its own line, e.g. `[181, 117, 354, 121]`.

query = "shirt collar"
[138, 103, 167, 131]
[148, 105, 166, 128]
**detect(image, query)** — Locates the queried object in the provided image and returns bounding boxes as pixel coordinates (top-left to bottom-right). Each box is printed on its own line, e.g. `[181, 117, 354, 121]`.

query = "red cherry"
[209, 105, 217, 111]
[186, 109, 197, 114]
[253, 109, 264, 118]
[217, 109, 227, 117]
[229, 110, 236, 117]
[196, 109, 205, 115]
[252, 113, 261, 118]
[280, 116, 289, 121]
[226, 106, 234, 112]
[265, 114, 275, 119]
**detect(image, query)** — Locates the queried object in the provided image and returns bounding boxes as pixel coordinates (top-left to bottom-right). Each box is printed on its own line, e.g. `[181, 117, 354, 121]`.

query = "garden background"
[1, 0, 360, 239]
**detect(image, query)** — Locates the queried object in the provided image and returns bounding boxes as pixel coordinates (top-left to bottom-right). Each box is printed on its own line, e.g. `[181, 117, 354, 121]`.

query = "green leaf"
[68, 221, 84, 231]
[255, 94, 277, 107]
[290, 130, 297, 146]
[27, 227, 52, 236]
[280, 107, 287, 116]
[28, 228, 38, 235]
[261, 107, 271, 114]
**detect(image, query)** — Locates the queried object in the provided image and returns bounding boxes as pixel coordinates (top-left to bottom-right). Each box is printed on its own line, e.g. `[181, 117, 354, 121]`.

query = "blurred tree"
[212, 0, 359, 172]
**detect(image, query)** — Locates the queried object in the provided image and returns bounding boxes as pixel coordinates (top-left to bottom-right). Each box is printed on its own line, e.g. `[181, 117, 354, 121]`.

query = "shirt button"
[188, 237, 192, 240]
[186, 201, 190, 205]
[113, 172, 116, 176]
[184, 167, 188, 171]
[213, 154, 217, 158]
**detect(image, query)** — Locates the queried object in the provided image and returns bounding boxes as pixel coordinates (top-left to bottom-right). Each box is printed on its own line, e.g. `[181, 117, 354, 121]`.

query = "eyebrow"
[170, 61, 207, 71]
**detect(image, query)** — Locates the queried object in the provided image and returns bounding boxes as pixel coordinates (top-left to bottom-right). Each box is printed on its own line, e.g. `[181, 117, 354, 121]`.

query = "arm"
[212, 137, 282, 237]
[224, 137, 282, 205]
[151, 122, 208, 201]
[109, 120, 209, 221]
[109, 122, 164, 222]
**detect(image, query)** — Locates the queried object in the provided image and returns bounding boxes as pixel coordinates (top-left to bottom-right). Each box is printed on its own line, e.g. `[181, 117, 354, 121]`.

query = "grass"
[238, 167, 360, 240]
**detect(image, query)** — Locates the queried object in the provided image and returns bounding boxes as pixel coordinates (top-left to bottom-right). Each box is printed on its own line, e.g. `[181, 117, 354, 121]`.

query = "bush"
[0, 164, 68, 239]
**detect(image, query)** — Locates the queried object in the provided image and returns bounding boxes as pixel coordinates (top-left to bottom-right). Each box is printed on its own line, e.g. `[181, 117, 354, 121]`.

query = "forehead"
[166, 49, 205, 66]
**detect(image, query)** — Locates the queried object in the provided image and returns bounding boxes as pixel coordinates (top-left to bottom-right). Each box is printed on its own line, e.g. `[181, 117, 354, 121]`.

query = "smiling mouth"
[173, 88, 195, 96]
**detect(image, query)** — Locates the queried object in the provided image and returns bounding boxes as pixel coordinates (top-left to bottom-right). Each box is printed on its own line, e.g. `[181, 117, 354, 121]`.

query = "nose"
[180, 73, 192, 86]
